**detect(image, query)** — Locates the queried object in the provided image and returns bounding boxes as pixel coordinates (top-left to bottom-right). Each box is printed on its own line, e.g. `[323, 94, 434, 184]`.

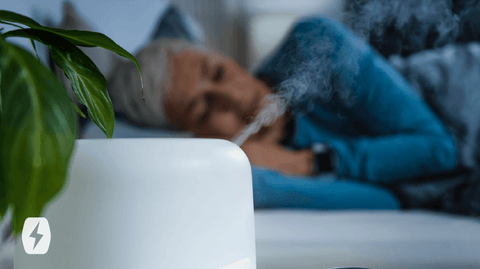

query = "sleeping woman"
[107, 16, 459, 210]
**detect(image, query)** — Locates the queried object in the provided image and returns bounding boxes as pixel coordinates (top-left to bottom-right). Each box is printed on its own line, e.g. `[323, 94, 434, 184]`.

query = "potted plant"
[0, 10, 142, 235]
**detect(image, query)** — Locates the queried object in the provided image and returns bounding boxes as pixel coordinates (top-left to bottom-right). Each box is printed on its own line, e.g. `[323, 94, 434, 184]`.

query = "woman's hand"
[240, 140, 315, 176]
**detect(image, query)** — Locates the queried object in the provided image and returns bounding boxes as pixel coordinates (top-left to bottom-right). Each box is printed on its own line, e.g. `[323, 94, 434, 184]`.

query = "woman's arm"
[251, 165, 400, 209]
[326, 49, 457, 183]
[322, 18, 457, 183]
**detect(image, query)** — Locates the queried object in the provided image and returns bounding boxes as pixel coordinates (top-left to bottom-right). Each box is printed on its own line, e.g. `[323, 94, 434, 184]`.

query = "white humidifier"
[14, 138, 256, 269]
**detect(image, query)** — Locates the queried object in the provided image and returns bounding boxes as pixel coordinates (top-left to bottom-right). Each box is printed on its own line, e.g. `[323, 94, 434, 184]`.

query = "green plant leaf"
[4, 28, 115, 137]
[0, 39, 77, 235]
[0, 50, 7, 224]
[73, 101, 86, 118]
[30, 38, 39, 59]
[51, 45, 115, 138]
[0, 10, 143, 88]
[40, 28, 143, 88]
[0, 11, 41, 28]
[0, 65, 6, 221]
[0, 67, 2, 113]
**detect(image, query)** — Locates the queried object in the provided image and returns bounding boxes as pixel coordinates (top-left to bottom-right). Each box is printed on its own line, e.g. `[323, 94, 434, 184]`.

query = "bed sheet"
[254, 209, 480, 269]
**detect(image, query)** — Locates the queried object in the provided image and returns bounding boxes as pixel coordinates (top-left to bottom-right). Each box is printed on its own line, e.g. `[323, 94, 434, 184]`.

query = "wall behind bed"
[3, 0, 171, 61]
[2, 0, 249, 67]
[244, 0, 343, 69]
[3, 0, 343, 69]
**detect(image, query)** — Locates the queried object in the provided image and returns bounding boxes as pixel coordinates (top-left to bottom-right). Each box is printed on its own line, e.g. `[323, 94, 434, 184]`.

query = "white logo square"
[22, 217, 51, 255]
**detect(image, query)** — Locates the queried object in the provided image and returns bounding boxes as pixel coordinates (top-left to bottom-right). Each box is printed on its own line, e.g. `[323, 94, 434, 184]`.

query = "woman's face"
[164, 48, 272, 140]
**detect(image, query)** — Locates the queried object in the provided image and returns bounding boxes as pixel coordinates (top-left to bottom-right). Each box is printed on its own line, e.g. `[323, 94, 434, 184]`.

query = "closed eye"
[212, 65, 224, 82]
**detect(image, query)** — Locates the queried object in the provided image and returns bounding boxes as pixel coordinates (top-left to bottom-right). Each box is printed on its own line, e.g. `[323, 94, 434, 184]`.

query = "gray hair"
[107, 38, 201, 129]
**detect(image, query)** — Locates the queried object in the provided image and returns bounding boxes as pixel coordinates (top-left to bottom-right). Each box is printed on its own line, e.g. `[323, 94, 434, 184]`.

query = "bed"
[76, 1, 480, 266]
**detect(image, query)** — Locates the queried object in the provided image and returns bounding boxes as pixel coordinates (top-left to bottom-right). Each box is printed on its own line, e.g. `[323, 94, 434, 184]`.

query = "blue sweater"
[250, 17, 457, 209]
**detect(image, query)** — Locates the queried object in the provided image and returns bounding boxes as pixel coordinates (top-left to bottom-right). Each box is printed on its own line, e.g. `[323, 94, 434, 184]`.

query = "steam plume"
[233, 19, 362, 146]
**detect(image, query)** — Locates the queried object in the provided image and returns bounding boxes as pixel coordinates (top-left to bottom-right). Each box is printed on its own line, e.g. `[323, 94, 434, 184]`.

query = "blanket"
[342, 0, 480, 215]
[388, 44, 480, 215]
[342, 0, 480, 57]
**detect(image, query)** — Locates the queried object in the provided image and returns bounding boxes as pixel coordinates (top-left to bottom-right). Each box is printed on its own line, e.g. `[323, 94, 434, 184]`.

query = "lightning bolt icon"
[29, 222, 43, 250]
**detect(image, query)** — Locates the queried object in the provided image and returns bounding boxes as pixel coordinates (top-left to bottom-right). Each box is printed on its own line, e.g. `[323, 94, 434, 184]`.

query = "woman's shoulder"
[291, 16, 338, 31]
[252, 16, 371, 84]
[290, 16, 352, 38]
[291, 16, 370, 54]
